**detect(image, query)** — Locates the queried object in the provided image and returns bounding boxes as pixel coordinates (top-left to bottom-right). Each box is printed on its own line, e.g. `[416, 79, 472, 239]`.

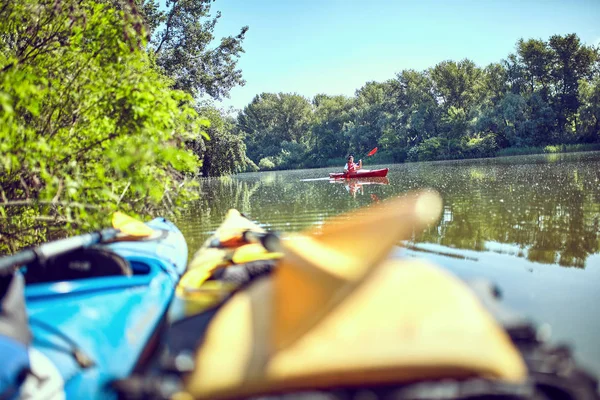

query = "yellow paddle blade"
[188, 248, 230, 272]
[177, 244, 282, 301]
[273, 189, 443, 351]
[185, 262, 528, 400]
[177, 268, 214, 294]
[111, 212, 155, 237]
[182, 189, 528, 400]
[174, 280, 240, 316]
[231, 243, 283, 264]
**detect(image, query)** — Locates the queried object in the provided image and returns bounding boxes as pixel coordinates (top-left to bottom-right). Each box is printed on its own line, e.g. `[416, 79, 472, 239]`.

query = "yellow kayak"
[173, 209, 283, 315]
[114, 190, 599, 400]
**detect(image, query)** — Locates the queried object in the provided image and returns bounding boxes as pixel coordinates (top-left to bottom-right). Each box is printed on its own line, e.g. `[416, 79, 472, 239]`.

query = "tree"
[515, 38, 552, 96]
[430, 59, 484, 113]
[309, 94, 354, 162]
[547, 34, 597, 131]
[194, 105, 252, 176]
[0, 0, 206, 253]
[344, 81, 393, 156]
[137, 0, 248, 99]
[378, 70, 442, 161]
[503, 53, 528, 96]
[238, 93, 313, 166]
[577, 77, 600, 142]
[482, 63, 509, 107]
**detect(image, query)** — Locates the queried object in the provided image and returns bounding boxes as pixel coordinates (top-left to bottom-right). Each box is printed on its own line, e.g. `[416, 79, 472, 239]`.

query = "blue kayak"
[0, 216, 187, 399]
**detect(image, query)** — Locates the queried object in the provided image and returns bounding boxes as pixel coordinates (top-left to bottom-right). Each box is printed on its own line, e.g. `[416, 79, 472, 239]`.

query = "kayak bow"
[1, 215, 188, 399]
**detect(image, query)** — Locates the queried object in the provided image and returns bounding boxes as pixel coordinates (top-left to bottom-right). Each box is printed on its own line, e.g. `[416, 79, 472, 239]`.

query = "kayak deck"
[20, 217, 188, 399]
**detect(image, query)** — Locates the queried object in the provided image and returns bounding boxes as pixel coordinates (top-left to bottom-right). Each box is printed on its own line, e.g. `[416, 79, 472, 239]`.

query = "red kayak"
[329, 168, 389, 179]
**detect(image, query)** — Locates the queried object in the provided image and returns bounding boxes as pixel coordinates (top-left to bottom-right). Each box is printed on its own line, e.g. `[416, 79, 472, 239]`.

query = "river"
[174, 151, 600, 376]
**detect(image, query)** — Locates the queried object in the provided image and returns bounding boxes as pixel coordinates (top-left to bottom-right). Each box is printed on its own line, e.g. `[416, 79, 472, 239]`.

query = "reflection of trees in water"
[177, 156, 600, 269]
[175, 173, 392, 250]
[419, 160, 600, 268]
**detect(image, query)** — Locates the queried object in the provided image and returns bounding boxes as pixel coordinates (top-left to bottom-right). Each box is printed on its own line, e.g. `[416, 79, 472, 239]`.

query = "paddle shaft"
[0, 228, 119, 274]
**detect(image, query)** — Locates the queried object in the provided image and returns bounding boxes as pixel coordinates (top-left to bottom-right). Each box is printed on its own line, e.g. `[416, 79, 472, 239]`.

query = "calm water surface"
[174, 151, 600, 375]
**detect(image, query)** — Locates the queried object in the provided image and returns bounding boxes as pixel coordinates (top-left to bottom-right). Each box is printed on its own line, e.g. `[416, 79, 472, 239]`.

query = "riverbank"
[495, 143, 600, 157]
[254, 143, 600, 172]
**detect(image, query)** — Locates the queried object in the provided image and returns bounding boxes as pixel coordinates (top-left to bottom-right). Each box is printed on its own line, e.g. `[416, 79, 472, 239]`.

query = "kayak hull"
[329, 168, 389, 179]
[20, 217, 188, 399]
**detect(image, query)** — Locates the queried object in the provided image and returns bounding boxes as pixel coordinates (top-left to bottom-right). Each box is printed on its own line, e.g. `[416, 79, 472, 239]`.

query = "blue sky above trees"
[205, 0, 600, 112]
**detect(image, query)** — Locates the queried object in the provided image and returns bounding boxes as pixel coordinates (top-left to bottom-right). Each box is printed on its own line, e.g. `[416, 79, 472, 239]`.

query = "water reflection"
[416, 155, 600, 269]
[172, 152, 600, 376]
[176, 152, 600, 269]
[329, 177, 389, 198]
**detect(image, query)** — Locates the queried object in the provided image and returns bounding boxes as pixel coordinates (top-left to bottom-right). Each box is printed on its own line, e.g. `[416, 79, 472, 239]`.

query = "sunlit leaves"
[138, 0, 248, 99]
[0, 0, 207, 253]
[577, 77, 600, 142]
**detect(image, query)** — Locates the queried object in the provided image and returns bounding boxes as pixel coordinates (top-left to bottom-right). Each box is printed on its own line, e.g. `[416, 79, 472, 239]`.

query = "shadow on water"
[174, 152, 600, 375]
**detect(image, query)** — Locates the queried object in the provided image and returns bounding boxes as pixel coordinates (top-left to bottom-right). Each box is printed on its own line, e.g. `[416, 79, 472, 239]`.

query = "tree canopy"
[138, 0, 248, 99]
[236, 33, 600, 170]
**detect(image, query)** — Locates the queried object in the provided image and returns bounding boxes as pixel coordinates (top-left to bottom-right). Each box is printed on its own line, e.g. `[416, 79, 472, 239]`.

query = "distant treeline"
[226, 33, 600, 171]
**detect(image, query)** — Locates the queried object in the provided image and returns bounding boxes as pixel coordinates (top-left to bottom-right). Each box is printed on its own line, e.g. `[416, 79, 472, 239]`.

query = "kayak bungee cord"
[0, 212, 154, 275]
[28, 318, 94, 368]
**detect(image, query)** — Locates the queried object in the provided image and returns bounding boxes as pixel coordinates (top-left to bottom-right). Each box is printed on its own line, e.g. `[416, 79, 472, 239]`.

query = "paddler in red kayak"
[343, 155, 362, 173]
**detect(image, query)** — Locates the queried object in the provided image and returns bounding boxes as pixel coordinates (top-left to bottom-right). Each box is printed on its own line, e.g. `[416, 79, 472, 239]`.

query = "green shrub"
[543, 145, 563, 153]
[0, 0, 207, 253]
[407, 138, 445, 162]
[496, 143, 600, 158]
[464, 133, 498, 158]
[258, 157, 276, 170]
[495, 147, 544, 157]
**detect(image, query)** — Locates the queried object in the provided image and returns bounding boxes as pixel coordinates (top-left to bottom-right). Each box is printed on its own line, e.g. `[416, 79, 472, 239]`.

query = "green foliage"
[548, 34, 597, 128]
[496, 144, 600, 157]
[310, 94, 354, 163]
[430, 59, 484, 112]
[191, 105, 250, 176]
[258, 157, 276, 170]
[138, 0, 248, 99]
[463, 133, 498, 158]
[238, 92, 313, 164]
[577, 76, 600, 142]
[344, 81, 392, 156]
[407, 137, 446, 161]
[516, 38, 553, 95]
[0, 0, 208, 253]
[496, 147, 549, 157]
[544, 145, 563, 153]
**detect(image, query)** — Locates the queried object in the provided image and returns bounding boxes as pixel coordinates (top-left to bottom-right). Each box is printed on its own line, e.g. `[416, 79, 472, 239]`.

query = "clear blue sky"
[206, 0, 600, 112]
